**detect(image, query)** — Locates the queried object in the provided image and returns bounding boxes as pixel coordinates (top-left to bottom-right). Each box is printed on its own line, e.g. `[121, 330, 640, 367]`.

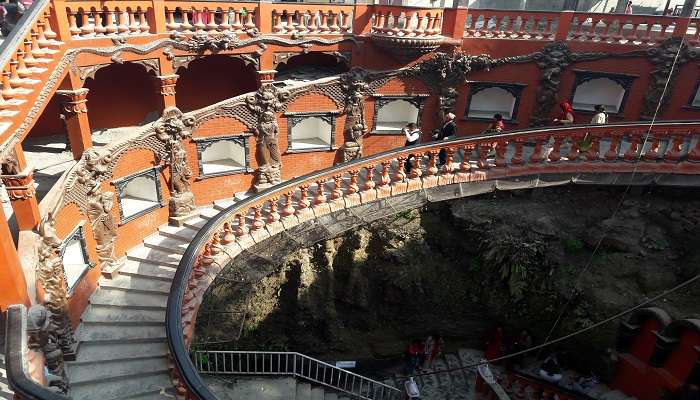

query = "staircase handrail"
[194, 350, 402, 399]
[167, 119, 700, 400]
[0, 0, 50, 72]
[4, 304, 70, 400]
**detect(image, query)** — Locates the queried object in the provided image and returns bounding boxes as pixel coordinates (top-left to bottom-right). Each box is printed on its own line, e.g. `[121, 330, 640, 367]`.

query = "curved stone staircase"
[0, 352, 14, 400]
[65, 198, 241, 400]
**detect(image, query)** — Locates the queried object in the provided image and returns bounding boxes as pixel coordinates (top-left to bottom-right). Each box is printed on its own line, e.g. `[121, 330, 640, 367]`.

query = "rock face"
[198, 186, 700, 379]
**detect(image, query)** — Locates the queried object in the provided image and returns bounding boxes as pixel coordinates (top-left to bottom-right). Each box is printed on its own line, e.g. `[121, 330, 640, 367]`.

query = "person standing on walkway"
[403, 123, 421, 147]
[625, 1, 634, 14]
[553, 101, 575, 125]
[434, 113, 457, 166]
[423, 334, 444, 370]
[590, 105, 608, 125]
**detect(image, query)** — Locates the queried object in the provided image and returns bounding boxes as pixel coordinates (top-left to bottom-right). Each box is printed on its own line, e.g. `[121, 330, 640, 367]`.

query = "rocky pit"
[195, 185, 700, 381]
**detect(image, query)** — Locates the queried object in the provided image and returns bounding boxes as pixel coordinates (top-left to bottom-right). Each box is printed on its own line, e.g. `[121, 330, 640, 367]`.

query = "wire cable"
[536, 25, 690, 357]
[395, 270, 700, 379]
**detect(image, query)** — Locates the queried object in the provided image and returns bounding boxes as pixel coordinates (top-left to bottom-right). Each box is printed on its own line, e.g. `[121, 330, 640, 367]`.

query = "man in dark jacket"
[433, 112, 457, 166]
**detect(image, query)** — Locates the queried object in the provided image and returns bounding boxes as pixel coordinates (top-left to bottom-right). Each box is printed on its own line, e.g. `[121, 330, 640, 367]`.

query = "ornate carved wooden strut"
[339, 69, 369, 162]
[247, 85, 288, 191]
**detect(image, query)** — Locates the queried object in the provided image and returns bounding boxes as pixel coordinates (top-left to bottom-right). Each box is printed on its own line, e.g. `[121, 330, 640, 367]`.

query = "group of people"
[405, 334, 444, 375]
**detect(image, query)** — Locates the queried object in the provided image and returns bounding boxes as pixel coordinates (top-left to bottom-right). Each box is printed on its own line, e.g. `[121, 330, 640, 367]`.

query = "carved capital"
[257, 70, 277, 84]
[56, 88, 89, 114]
[157, 74, 179, 96]
[1, 168, 35, 200]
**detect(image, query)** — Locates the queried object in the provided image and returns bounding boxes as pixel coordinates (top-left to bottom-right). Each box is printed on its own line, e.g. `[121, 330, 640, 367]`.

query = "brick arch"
[175, 55, 258, 113]
[375, 76, 431, 96]
[84, 62, 162, 131]
[285, 91, 340, 112]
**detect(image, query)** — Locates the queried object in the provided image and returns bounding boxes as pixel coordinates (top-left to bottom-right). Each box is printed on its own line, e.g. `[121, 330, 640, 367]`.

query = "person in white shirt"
[403, 123, 421, 147]
[590, 105, 608, 125]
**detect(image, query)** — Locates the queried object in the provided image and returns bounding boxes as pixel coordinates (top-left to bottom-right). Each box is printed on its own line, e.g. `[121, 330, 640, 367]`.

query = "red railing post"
[554, 10, 574, 41]
[442, 5, 468, 40]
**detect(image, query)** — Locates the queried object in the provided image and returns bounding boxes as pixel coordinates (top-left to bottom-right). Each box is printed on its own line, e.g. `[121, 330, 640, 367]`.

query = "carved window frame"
[284, 111, 340, 154]
[570, 70, 638, 115]
[111, 166, 164, 225]
[463, 82, 527, 123]
[687, 66, 700, 109]
[193, 134, 253, 180]
[371, 95, 429, 135]
[59, 224, 94, 296]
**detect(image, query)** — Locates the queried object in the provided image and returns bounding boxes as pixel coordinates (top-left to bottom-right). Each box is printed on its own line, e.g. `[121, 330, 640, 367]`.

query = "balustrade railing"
[567, 13, 678, 45]
[166, 120, 700, 400]
[164, 3, 258, 34]
[66, 5, 153, 37]
[370, 7, 443, 37]
[464, 9, 558, 40]
[271, 5, 353, 35]
[195, 350, 401, 400]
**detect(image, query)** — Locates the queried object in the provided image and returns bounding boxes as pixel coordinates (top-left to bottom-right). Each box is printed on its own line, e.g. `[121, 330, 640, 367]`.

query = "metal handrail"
[4, 305, 70, 400]
[166, 119, 700, 400]
[0, 0, 51, 70]
[194, 350, 401, 400]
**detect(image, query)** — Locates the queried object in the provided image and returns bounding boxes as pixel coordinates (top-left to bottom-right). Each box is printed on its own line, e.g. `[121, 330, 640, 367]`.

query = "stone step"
[157, 224, 199, 242]
[296, 382, 312, 399]
[199, 207, 221, 220]
[69, 372, 173, 400]
[118, 260, 176, 282]
[89, 287, 168, 309]
[324, 392, 338, 400]
[143, 233, 190, 255]
[117, 389, 176, 400]
[311, 386, 325, 400]
[126, 246, 182, 267]
[183, 217, 207, 231]
[76, 323, 165, 343]
[99, 274, 172, 295]
[213, 198, 236, 211]
[80, 304, 165, 325]
[72, 341, 169, 364]
[67, 356, 168, 385]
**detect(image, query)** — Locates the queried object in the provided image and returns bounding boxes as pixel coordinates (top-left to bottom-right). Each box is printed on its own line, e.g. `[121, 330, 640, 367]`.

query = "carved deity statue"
[247, 85, 288, 190]
[35, 216, 78, 361]
[76, 149, 112, 196]
[87, 191, 118, 266]
[339, 69, 369, 162]
[1, 150, 19, 175]
[154, 107, 197, 218]
[27, 304, 68, 393]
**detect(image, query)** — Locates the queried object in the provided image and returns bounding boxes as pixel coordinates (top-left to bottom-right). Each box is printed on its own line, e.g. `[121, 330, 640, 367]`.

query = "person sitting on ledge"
[553, 101, 575, 125]
[485, 113, 505, 133]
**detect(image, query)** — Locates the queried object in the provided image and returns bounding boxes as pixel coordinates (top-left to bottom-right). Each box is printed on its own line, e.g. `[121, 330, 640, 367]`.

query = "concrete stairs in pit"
[65, 195, 248, 400]
[1, 353, 14, 400]
[203, 375, 363, 400]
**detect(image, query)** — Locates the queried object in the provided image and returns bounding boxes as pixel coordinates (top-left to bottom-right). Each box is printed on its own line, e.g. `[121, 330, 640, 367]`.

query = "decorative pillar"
[156, 74, 178, 108]
[256, 70, 277, 86]
[1, 148, 40, 231]
[615, 320, 640, 353]
[649, 331, 678, 367]
[246, 85, 288, 192]
[56, 88, 92, 160]
[339, 70, 369, 162]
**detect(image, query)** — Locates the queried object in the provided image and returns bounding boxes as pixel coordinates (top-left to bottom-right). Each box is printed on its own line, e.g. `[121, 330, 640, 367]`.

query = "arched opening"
[289, 116, 333, 151]
[84, 63, 161, 131]
[275, 52, 349, 85]
[117, 172, 161, 221]
[375, 99, 419, 132]
[572, 78, 626, 113]
[175, 55, 258, 113]
[467, 86, 517, 119]
[200, 139, 247, 176]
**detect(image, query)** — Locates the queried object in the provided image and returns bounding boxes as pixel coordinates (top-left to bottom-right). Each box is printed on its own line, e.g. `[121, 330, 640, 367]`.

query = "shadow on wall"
[175, 55, 258, 113]
[84, 63, 162, 131]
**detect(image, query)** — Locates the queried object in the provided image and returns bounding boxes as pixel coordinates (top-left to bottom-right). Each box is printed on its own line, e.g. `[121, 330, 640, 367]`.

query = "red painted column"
[442, 6, 468, 40]
[1, 145, 41, 231]
[0, 204, 29, 309]
[555, 11, 575, 41]
[56, 88, 92, 160]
